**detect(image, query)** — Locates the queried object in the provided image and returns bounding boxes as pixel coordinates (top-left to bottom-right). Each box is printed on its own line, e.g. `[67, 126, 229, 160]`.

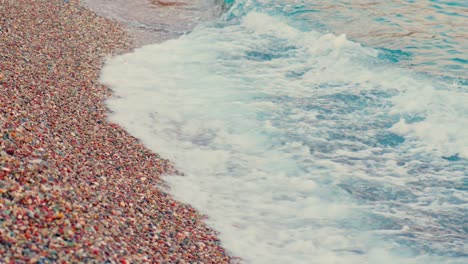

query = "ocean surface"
[99, 0, 467, 263]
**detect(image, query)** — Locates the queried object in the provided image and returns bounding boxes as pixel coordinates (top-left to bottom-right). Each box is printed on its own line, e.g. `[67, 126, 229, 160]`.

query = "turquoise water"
[101, 0, 467, 263]
[225, 0, 467, 80]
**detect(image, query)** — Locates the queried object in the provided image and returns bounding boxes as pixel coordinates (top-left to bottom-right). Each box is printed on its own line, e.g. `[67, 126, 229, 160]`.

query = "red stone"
[5, 147, 15, 155]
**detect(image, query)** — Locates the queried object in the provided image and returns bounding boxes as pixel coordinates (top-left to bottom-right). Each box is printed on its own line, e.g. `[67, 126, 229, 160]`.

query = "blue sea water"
[100, 0, 467, 263]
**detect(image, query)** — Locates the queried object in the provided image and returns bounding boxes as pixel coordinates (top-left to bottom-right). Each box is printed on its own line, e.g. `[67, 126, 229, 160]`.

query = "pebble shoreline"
[0, 0, 233, 263]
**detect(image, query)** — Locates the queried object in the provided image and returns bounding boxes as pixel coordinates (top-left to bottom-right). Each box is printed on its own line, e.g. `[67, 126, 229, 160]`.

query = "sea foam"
[101, 11, 467, 264]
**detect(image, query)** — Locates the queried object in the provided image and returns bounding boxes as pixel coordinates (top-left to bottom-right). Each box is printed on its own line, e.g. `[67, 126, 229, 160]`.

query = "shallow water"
[82, 0, 224, 46]
[277, 0, 468, 79]
[99, 0, 467, 263]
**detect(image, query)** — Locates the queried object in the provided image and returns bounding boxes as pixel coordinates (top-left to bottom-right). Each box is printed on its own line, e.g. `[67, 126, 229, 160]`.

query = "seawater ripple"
[223, 0, 467, 80]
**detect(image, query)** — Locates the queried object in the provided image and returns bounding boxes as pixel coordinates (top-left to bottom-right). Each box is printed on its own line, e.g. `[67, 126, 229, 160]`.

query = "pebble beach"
[0, 0, 233, 263]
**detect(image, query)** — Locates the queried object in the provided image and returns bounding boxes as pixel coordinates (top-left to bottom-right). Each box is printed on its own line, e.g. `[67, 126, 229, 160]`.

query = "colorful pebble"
[0, 0, 234, 263]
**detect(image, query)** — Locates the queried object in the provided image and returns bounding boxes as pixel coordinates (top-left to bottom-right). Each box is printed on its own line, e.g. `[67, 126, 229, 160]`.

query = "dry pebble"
[0, 0, 235, 263]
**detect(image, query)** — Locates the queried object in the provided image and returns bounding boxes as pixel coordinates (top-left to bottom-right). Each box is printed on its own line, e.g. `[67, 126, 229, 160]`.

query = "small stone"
[5, 148, 15, 156]
[29, 159, 44, 164]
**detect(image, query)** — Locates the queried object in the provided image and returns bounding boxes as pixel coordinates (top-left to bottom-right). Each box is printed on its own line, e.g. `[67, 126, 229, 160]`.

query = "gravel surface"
[0, 0, 233, 263]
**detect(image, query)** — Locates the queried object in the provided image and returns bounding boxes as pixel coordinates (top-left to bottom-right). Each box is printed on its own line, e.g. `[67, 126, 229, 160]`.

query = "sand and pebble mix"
[0, 0, 233, 262]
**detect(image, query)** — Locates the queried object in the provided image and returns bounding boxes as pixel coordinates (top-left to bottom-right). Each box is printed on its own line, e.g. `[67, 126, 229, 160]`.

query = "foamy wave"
[101, 10, 467, 264]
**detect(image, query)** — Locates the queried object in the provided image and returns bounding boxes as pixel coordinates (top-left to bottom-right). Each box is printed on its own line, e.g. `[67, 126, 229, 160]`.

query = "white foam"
[101, 11, 467, 264]
[390, 87, 468, 158]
